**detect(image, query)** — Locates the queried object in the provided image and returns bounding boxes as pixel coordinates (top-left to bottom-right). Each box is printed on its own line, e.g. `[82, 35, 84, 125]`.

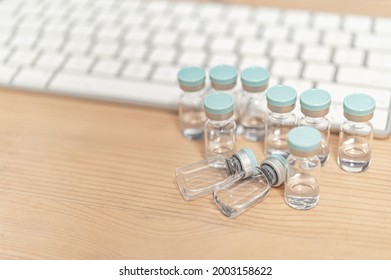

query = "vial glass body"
[214, 168, 271, 218]
[265, 111, 296, 158]
[178, 89, 206, 140]
[337, 120, 373, 172]
[238, 90, 267, 141]
[176, 155, 244, 200]
[205, 118, 236, 159]
[299, 116, 330, 165]
[285, 153, 321, 210]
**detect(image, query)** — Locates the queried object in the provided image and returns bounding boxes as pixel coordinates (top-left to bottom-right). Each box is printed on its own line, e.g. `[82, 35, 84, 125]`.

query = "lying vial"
[213, 155, 286, 218]
[238, 66, 270, 142]
[204, 92, 236, 159]
[285, 126, 321, 210]
[177, 66, 207, 140]
[176, 148, 258, 200]
[299, 89, 331, 166]
[337, 93, 375, 173]
[264, 85, 297, 158]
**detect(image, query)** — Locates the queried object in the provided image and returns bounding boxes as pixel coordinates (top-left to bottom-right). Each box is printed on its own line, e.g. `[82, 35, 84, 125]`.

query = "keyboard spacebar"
[49, 72, 179, 109]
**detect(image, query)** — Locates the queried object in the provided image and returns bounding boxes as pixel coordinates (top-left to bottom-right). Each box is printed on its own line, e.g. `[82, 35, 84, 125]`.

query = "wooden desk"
[1, 1, 391, 260]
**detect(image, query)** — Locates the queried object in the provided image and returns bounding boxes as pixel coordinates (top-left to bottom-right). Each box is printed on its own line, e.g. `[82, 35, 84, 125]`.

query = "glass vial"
[285, 126, 321, 210]
[177, 66, 207, 140]
[204, 92, 236, 159]
[214, 154, 286, 218]
[238, 66, 269, 141]
[264, 85, 297, 158]
[176, 148, 258, 200]
[299, 89, 331, 166]
[209, 65, 238, 119]
[337, 93, 375, 173]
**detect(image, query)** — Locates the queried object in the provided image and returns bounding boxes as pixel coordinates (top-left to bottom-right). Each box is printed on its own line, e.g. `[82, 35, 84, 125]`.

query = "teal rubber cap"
[300, 89, 331, 111]
[209, 65, 237, 85]
[177, 66, 205, 87]
[204, 92, 234, 115]
[241, 147, 259, 176]
[266, 85, 297, 107]
[240, 67, 270, 87]
[267, 154, 286, 166]
[288, 126, 321, 152]
[343, 93, 375, 116]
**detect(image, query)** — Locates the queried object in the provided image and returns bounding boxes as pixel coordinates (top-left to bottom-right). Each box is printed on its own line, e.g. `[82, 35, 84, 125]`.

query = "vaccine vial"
[214, 154, 286, 218]
[285, 126, 321, 210]
[209, 65, 238, 119]
[176, 148, 259, 200]
[337, 93, 375, 173]
[238, 66, 270, 141]
[204, 92, 236, 159]
[299, 89, 331, 166]
[177, 66, 207, 140]
[264, 85, 297, 158]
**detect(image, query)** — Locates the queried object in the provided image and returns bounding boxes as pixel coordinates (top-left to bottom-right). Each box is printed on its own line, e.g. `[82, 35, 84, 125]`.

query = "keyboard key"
[210, 37, 237, 53]
[323, 31, 352, 47]
[317, 82, 391, 110]
[333, 49, 364, 66]
[240, 56, 270, 70]
[293, 29, 320, 44]
[344, 15, 372, 32]
[204, 20, 229, 35]
[263, 26, 288, 41]
[152, 65, 178, 84]
[226, 5, 251, 20]
[125, 28, 149, 43]
[9, 33, 38, 48]
[198, 3, 223, 19]
[313, 12, 341, 30]
[152, 31, 177, 46]
[0, 65, 18, 83]
[337, 66, 391, 88]
[122, 63, 151, 80]
[93, 59, 122, 76]
[239, 40, 267, 56]
[96, 25, 123, 42]
[283, 10, 311, 26]
[13, 67, 52, 88]
[254, 7, 281, 24]
[36, 36, 64, 51]
[175, 18, 200, 33]
[375, 17, 391, 35]
[69, 22, 96, 38]
[177, 51, 206, 67]
[303, 63, 335, 81]
[355, 34, 391, 51]
[120, 44, 147, 61]
[91, 42, 118, 57]
[35, 53, 66, 70]
[0, 48, 11, 61]
[272, 60, 302, 78]
[63, 39, 91, 54]
[50, 72, 179, 108]
[232, 23, 259, 38]
[63, 56, 95, 72]
[181, 34, 206, 50]
[270, 42, 299, 59]
[301, 45, 332, 63]
[7, 49, 38, 66]
[282, 78, 314, 94]
[207, 53, 237, 68]
[367, 52, 391, 70]
[148, 48, 176, 64]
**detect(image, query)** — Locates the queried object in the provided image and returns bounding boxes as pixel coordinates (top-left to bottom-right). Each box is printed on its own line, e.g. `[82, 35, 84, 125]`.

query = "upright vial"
[204, 92, 236, 159]
[239, 67, 270, 141]
[285, 126, 321, 210]
[176, 148, 258, 200]
[214, 155, 286, 218]
[299, 89, 331, 166]
[177, 66, 207, 140]
[264, 85, 297, 158]
[337, 93, 375, 173]
[209, 65, 238, 118]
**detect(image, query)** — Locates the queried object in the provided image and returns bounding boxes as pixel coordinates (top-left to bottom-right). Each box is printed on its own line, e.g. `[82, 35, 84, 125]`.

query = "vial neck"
[303, 116, 325, 124]
[226, 156, 244, 177]
[270, 111, 292, 119]
[208, 118, 233, 126]
[259, 165, 276, 186]
[346, 120, 371, 129]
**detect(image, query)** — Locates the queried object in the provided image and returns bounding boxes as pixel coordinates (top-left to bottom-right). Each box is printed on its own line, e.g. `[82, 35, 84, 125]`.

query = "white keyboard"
[0, 0, 390, 138]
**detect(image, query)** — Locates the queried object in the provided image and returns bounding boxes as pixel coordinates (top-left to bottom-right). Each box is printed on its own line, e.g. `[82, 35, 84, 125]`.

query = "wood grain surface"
[1, 0, 391, 260]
